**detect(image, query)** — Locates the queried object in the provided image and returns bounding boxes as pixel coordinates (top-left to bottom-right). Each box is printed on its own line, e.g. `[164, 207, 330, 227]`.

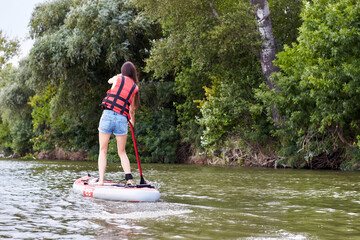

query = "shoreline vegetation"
[0, 145, 349, 171]
[1, 0, 360, 171]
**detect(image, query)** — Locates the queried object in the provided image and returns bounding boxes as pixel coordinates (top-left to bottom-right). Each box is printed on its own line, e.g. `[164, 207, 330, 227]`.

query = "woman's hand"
[129, 105, 135, 126]
[108, 74, 119, 84]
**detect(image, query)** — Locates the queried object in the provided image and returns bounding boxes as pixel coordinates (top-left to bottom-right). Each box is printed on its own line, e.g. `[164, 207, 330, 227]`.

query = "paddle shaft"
[128, 121, 145, 184]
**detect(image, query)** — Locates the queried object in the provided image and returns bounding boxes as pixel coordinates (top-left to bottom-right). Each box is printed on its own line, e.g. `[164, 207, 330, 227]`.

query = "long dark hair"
[121, 61, 140, 109]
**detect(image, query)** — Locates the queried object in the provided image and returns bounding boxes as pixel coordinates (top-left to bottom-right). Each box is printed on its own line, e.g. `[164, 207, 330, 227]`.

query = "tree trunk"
[251, 0, 280, 122]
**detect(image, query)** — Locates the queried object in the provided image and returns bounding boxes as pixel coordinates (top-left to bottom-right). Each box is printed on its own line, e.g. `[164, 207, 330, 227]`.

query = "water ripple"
[1, 160, 360, 239]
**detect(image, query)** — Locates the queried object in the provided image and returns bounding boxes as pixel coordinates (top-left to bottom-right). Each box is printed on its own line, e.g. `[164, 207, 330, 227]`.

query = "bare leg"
[116, 134, 132, 183]
[98, 132, 111, 185]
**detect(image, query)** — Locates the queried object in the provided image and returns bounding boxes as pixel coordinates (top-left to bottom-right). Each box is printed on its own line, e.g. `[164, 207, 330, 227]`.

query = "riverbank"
[186, 140, 357, 170]
[0, 149, 88, 161]
[1, 145, 358, 171]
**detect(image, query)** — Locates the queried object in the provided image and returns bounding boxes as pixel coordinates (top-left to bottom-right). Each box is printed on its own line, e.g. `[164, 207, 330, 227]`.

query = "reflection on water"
[0, 159, 359, 239]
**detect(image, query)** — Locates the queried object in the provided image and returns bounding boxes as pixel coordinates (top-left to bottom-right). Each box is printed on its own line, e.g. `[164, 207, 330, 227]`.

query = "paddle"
[128, 121, 146, 184]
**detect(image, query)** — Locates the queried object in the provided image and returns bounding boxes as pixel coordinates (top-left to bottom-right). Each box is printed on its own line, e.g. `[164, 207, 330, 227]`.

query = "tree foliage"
[27, 0, 161, 152]
[133, 1, 264, 149]
[0, 62, 34, 154]
[5, 0, 358, 170]
[257, 0, 360, 169]
[132, 0, 303, 162]
[0, 30, 19, 69]
[269, 0, 303, 51]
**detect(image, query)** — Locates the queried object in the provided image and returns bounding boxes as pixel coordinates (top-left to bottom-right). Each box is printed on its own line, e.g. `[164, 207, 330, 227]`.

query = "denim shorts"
[98, 110, 128, 135]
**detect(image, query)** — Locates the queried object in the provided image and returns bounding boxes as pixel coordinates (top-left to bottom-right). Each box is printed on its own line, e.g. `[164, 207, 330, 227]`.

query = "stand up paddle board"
[73, 121, 160, 202]
[73, 175, 160, 202]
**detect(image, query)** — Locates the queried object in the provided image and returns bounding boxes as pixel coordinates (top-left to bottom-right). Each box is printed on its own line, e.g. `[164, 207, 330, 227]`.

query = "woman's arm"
[108, 75, 119, 89]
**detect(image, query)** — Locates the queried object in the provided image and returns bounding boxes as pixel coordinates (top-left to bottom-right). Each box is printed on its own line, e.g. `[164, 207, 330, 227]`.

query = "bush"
[135, 81, 179, 163]
[0, 121, 12, 155]
[10, 119, 34, 155]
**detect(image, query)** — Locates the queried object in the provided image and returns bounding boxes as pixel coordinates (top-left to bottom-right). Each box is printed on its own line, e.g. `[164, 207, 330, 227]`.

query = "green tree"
[0, 32, 31, 155]
[133, 0, 261, 141]
[257, 0, 360, 169]
[27, 0, 160, 152]
[132, 0, 303, 164]
[0, 30, 19, 69]
[0, 62, 34, 154]
[25, 0, 178, 163]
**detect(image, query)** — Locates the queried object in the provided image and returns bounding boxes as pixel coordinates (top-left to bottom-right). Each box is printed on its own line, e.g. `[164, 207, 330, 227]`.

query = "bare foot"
[89, 178, 104, 186]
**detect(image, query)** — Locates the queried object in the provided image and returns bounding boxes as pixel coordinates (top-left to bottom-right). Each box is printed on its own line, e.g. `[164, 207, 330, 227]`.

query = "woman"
[97, 61, 140, 185]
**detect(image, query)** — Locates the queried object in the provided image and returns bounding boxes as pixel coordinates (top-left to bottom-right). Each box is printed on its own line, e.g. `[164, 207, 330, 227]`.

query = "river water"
[0, 159, 359, 239]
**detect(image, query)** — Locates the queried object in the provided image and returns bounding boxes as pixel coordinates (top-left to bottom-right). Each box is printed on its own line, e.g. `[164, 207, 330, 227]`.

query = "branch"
[209, 2, 219, 18]
[336, 126, 354, 148]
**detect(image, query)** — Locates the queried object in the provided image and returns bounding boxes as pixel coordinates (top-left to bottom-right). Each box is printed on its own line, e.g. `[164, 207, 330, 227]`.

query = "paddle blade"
[140, 175, 146, 184]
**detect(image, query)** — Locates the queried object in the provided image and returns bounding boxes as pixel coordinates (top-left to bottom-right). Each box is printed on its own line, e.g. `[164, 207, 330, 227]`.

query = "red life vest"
[100, 75, 138, 119]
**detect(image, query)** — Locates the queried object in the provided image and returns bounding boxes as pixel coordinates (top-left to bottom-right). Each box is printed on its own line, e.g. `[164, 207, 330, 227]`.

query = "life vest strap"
[99, 75, 136, 116]
[110, 75, 126, 110]
[101, 99, 130, 114]
[120, 83, 137, 115]
[105, 93, 129, 104]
